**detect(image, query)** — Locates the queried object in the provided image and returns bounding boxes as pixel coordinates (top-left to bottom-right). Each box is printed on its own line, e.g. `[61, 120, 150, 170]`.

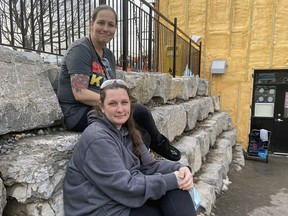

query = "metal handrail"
[0, 0, 201, 76]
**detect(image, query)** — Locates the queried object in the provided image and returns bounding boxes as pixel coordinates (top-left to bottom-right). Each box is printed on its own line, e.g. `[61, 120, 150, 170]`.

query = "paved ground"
[211, 154, 288, 216]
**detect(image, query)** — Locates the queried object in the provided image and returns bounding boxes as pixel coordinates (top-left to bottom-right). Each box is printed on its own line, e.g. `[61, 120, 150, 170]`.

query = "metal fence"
[0, 0, 201, 76]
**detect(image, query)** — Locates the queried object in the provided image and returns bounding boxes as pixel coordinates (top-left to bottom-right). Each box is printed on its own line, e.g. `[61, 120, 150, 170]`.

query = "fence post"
[122, 0, 128, 71]
[20, 0, 26, 48]
[0, 14, 2, 44]
[188, 38, 192, 70]
[199, 42, 202, 77]
[173, 18, 177, 77]
[148, 8, 153, 71]
[9, 0, 14, 46]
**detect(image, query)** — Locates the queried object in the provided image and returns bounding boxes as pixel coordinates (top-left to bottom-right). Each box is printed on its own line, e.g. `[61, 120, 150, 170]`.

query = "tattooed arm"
[71, 74, 100, 106]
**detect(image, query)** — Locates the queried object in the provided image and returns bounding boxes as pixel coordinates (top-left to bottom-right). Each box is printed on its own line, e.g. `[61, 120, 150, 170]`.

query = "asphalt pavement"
[211, 154, 288, 216]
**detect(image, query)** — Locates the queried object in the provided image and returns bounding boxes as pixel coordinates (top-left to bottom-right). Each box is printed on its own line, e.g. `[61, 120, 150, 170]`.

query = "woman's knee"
[160, 189, 196, 216]
[129, 204, 161, 216]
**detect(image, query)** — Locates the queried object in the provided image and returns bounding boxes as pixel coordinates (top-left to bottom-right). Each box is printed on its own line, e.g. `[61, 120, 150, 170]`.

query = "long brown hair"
[91, 5, 118, 24]
[98, 82, 142, 159]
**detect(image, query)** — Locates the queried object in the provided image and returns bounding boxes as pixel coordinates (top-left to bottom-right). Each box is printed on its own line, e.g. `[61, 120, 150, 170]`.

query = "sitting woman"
[63, 79, 196, 216]
[57, 4, 180, 161]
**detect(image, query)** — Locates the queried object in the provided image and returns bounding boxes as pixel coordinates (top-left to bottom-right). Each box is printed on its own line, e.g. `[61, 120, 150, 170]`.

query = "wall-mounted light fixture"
[211, 60, 227, 74]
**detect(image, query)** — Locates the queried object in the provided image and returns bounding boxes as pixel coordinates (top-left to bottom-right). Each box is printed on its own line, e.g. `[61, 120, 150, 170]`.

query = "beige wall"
[158, 0, 288, 148]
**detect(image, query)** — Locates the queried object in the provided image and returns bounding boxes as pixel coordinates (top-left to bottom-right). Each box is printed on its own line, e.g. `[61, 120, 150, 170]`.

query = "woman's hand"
[174, 167, 194, 191]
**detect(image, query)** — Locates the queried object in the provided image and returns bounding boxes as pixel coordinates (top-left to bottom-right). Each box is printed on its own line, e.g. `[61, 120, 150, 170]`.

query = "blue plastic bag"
[258, 150, 268, 159]
[189, 187, 201, 210]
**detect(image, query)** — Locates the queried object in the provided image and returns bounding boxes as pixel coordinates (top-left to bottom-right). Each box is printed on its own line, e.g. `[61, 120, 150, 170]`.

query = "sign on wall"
[285, 92, 288, 108]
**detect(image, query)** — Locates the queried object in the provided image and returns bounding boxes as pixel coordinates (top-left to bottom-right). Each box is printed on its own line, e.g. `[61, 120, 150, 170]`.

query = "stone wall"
[0, 46, 245, 216]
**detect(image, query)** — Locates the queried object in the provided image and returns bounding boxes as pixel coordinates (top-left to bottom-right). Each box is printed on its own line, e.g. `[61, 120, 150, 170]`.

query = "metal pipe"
[148, 7, 152, 71]
[30, 0, 35, 50]
[199, 42, 202, 77]
[99, 0, 106, 4]
[173, 17, 177, 77]
[188, 38, 192, 70]
[122, 0, 128, 71]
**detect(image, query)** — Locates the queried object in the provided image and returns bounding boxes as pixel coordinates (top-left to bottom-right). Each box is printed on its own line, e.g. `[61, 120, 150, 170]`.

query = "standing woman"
[63, 79, 196, 216]
[57, 5, 181, 161]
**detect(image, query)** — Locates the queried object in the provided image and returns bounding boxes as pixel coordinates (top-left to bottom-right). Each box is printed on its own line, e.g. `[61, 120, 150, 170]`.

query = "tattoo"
[71, 74, 89, 93]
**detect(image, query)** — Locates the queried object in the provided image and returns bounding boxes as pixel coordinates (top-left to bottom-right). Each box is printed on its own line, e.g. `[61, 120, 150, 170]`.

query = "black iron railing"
[0, 0, 201, 76]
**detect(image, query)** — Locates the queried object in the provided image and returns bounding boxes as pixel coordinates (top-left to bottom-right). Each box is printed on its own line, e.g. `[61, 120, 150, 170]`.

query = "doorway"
[251, 69, 288, 154]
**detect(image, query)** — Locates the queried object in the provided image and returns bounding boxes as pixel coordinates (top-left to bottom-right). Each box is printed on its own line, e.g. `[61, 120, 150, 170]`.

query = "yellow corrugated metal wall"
[158, 0, 288, 149]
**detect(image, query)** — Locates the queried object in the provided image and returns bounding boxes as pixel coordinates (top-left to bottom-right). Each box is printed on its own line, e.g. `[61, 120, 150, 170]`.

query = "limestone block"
[206, 139, 233, 176]
[211, 112, 231, 132]
[115, 69, 126, 79]
[178, 155, 189, 168]
[198, 122, 217, 147]
[227, 114, 234, 130]
[167, 76, 199, 101]
[168, 78, 183, 100]
[181, 76, 199, 99]
[150, 72, 173, 104]
[201, 119, 218, 136]
[4, 189, 64, 216]
[0, 46, 43, 63]
[181, 100, 200, 131]
[192, 130, 210, 158]
[195, 181, 216, 216]
[151, 105, 186, 141]
[212, 95, 221, 111]
[0, 178, 7, 215]
[197, 163, 224, 194]
[174, 136, 202, 174]
[0, 47, 63, 135]
[0, 132, 79, 203]
[230, 143, 245, 171]
[45, 67, 60, 93]
[122, 71, 157, 104]
[203, 112, 230, 137]
[196, 97, 214, 121]
[197, 78, 209, 96]
[220, 128, 237, 146]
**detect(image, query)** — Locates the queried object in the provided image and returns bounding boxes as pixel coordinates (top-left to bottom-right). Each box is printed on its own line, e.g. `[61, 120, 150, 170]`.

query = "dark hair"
[91, 5, 118, 24]
[98, 82, 142, 159]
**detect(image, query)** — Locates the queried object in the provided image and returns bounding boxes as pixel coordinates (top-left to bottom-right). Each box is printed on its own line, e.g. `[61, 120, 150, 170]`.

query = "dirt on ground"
[212, 154, 288, 216]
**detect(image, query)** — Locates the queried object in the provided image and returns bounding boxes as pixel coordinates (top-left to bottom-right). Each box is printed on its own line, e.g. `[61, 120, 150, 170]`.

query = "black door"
[273, 84, 288, 153]
[251, 70, 288, 154]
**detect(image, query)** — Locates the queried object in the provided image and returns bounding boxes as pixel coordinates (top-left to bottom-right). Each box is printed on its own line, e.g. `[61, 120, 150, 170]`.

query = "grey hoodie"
[63, 114, 183, 216]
